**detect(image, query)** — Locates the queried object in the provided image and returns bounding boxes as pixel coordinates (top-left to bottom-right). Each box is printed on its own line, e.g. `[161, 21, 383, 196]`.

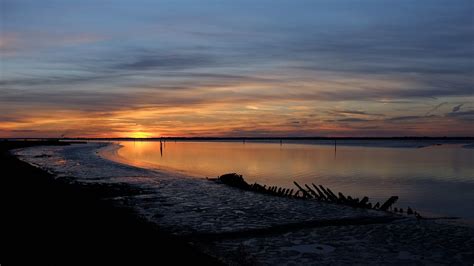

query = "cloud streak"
[1, 0, 473, 137]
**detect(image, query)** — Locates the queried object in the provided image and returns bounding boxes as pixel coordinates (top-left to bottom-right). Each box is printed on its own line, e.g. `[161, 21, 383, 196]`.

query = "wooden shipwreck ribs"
[215, 173, 401, 212]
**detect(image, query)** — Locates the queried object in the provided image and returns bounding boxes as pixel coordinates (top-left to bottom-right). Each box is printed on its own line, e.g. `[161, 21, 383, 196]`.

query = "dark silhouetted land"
[1, 140, 221, 265]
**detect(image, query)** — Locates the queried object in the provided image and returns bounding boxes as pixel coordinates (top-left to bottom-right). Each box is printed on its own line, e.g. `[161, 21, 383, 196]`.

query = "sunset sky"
[1, 0, 473, 138]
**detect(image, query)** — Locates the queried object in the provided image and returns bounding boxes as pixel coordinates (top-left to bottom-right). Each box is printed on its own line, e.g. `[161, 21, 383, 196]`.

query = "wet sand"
[1, 141, 221, 265]
[10, 141, 474, 265]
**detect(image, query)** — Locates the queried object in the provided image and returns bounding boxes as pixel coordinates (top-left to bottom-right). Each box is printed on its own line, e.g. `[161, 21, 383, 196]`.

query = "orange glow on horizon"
[127, 131, 155, 139]
[1, 84, 473, 138]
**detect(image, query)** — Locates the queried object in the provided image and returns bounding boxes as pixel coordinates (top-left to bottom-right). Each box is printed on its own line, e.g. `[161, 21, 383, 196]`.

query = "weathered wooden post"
[380, 196, 398, 211]
[305, 184, 320, 199]
[312, 184, 327, 200]
[293, 181, 313, 198]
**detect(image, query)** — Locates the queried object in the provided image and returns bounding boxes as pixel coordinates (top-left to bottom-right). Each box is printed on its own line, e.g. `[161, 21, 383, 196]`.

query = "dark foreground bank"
[0, 141, 221, 265]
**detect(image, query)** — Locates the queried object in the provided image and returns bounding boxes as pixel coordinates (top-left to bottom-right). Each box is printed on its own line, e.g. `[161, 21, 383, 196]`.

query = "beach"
[1, 141, 220, 265]
[4, 140, 473, 265]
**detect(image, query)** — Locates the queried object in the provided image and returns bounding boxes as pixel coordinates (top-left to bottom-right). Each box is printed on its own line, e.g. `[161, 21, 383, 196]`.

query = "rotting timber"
[214, 173, 416, 215]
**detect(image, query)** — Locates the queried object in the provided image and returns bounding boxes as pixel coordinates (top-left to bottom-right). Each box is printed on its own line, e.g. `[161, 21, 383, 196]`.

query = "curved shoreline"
[2, 141, 221, 265]
[11, 141, 474, 264]
[103, 142, 474, 225]
[97, 142, 204, 180]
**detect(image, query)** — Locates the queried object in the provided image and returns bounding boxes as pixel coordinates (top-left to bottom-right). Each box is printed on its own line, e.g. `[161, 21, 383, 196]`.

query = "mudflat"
[0, 140, 221, 265]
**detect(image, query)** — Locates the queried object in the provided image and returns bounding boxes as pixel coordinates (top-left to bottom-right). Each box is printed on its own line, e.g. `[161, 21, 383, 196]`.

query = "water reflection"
[115, 141, 474, 218]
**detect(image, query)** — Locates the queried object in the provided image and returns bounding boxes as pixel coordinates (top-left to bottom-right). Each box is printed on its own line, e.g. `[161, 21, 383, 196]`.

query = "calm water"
[114, 140, 474, 218]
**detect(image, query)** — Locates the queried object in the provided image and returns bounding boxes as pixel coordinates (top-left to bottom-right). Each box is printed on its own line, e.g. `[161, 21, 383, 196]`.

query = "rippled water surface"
[113, 140, 474, 218]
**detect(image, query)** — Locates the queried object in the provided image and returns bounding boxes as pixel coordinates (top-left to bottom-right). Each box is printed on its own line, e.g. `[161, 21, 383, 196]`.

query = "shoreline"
[98, 142, 208, 181]
[5, 140, 474, 264]
[1, 140, 221, 265]
[101, 140, 474, 221]
[101, 142, 474, 226]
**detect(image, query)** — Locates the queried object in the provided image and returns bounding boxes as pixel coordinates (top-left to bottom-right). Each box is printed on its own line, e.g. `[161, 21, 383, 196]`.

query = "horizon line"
[3, 136, 474, 140]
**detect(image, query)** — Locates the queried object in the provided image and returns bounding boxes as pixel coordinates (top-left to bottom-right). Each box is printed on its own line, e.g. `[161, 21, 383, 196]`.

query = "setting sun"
[128, 131, 154, 138]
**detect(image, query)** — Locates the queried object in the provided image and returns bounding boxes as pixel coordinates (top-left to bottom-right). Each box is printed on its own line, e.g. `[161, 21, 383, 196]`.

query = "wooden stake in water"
[160, 139, 163, 157]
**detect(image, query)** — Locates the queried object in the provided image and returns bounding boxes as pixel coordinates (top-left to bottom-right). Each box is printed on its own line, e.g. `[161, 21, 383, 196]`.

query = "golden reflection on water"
[115, 140, 474, 217]
[117, 141, 473, 183]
